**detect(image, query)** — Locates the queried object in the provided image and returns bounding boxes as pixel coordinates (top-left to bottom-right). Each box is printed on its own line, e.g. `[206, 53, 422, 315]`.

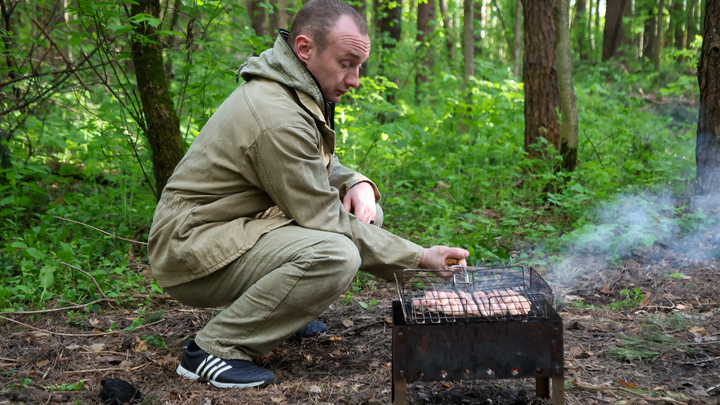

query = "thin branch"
[55, 216, 148, 245]
[583, 129, 603, 167]
[0, 315, 165, 337]
[31, 18, 92, 93]
[63, 362, 151, 374]
[1, 294, 170, 315]
[58, 261, 110, 300]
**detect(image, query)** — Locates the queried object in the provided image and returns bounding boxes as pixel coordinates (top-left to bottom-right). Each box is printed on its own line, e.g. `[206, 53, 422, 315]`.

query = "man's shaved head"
[288, 0, 369, 54]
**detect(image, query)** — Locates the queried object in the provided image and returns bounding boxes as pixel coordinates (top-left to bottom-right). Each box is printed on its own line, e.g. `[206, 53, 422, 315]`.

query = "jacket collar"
[238, 30, 335, 130]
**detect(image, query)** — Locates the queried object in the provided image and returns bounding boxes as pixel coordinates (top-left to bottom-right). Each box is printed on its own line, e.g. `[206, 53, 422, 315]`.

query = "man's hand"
[420, 246, 469, 270]
[342, 181, 376, 223]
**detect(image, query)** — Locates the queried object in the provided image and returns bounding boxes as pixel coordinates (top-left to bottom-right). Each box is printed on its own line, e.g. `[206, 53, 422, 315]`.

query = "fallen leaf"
[563, 294, 581, 301]
[441, 382, 452, 388]
[309, 385, 321, 393]
[305, 354, 313, 362]
[119, 360, 132, 368]
[32, 331, 50, 338]
[693, 333, 703, 343]
[36, 360, 51, 368]
[270, 396, 285, 403]
[328, 336, 342, 341]
[86, 343, 105, 353]
[65, 344, 80, 351]
[133, 337, 147, 353]
[600, 285, 611, 294]
[342, 319, 354, 328]
[618, 380, 638, 389]
[689, 327, 707, 334]
[640, 292, 651, 307]
[385, 318, 392, 324]
[676, 304, 686, 310]
[88, 318, 100, 327]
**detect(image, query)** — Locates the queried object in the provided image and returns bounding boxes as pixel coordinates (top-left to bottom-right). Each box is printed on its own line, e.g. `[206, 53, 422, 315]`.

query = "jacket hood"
[238, 30, 330, 121]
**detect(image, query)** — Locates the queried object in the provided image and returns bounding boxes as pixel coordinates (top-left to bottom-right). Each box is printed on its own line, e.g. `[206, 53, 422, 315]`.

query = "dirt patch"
[1, 249, 719, 404]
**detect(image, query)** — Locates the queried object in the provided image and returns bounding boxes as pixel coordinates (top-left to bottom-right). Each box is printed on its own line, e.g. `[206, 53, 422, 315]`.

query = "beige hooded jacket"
[148, 32, 424, 288]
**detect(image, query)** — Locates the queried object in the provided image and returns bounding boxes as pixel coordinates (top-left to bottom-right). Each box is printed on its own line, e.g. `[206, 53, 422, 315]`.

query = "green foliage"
[610, 313, 693, 362]
[608, 288, 645, 311]
[0, 0, 704, 310]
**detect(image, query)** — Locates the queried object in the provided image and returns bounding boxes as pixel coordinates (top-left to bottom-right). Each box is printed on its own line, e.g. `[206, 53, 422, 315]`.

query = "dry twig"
[2, 294, 170, 315]
[0, 315, 165, 337]
[572, 379, 688, 405]
[58, 261, 109, 301]
[55, 216, 148, 245]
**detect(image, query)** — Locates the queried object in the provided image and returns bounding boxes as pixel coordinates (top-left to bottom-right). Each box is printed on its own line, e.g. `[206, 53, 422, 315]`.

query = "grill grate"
[396, 265, 554, 325]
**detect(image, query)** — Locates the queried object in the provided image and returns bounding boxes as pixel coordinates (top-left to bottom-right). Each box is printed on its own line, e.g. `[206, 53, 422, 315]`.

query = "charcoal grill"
[392, 265, 564, 404]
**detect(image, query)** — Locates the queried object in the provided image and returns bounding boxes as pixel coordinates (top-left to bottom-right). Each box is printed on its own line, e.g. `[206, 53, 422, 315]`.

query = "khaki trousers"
[165, 205, 384, 361]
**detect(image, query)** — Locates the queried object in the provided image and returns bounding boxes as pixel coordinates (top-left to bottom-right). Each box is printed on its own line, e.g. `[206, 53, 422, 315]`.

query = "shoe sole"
[176, 364, 273, 389]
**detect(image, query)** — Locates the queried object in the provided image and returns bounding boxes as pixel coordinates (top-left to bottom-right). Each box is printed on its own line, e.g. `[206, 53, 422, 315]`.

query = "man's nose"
[346, 68, 361, 89]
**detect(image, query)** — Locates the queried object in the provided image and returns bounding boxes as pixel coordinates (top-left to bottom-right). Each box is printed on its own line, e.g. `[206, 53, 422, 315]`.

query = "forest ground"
[1, 238, 719, 405]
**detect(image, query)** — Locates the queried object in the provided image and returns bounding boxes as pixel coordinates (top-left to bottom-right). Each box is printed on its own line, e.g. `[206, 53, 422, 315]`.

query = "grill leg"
[552, 375, 565, 405]
[391, 374, 407, 405]
[535, 377, 550, 398]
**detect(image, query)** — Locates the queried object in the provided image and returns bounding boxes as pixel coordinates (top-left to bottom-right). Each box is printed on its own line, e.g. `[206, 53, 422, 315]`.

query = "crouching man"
[148, 0, 468, 388]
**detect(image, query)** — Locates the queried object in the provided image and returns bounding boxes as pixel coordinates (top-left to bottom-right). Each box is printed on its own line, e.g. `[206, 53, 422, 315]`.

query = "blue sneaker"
[294, 321, 328, 338]
[176, 341, 276, 388]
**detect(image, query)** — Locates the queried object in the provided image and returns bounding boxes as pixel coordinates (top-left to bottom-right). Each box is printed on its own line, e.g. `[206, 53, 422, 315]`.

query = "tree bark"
[654, 0, 664, 70]
[521, 0, 560, 159]
[463, 0, 474, 85]
[574, 0, 588, 61]
[130, 0, 185, 200]
[513, 0, 522, 76]
[378, 0, 402, 48]
[269, 0, 280, 36]
[593, 0, 600, 60]
[416, 0, 434, 89]
[556, 0, 577, 171]
[474, 0, 483, 57]
[695, 0, 720, 194]
[686, 0, 697, 48]
[587, 0, 595, 58]
[439, 0, 456, 62]
[602, 0, 627, 61]
[620, 0, 634, 59]
[672, 0, 685, 49]
[643, 1, 657, 60]
[249, 0, 267, 40]
[1, 0, 18, 170]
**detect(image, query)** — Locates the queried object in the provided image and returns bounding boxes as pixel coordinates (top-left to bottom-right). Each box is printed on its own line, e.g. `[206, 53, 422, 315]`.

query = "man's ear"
[294, 34, 314, 63]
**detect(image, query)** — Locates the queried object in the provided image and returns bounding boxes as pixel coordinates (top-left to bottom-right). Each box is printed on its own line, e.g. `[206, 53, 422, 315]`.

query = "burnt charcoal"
[99, 379, 143, 405]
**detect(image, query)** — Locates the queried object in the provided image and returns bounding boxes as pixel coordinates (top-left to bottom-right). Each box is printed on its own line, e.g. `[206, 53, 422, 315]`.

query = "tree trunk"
[556, 0, 577, 171]
[686, 0, 696, 48]
[513, 0, 522, 76]
[620, 0, 635, 59]
[416, 0, 434, 90]
[587, 0, 595, 58]
[574, 0, 588, 60]
[249, 0, 267, 39]
[463, 0, 474, 85]
[474, 0, 483, 57]
[643, 2, 657, 60]
[521, 0, 560, 159]
[654, 0, 664, 71]
[672, 0, 684, 49]
[438, 0, 456, 62]
[593, 0, 600, 61]
[695, 0, 720, 194]
[602, 0, 627, 61]
[378, 0, 402, 48]
[130, 0, 185, 200]
[1, 0, 18, 170]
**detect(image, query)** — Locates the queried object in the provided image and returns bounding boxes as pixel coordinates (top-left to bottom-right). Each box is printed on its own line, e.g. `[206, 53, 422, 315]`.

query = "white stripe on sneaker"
[204, 360, 227, 380]
[198, 357, 221, 379]
[210, 364, 232, 381]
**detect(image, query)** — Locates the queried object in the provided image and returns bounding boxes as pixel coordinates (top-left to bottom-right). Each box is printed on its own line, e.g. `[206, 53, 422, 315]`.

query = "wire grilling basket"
[395, 265, 554, 325]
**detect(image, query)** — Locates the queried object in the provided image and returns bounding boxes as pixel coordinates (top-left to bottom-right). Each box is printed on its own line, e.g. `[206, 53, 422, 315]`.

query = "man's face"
[295, 15, 371, 103]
